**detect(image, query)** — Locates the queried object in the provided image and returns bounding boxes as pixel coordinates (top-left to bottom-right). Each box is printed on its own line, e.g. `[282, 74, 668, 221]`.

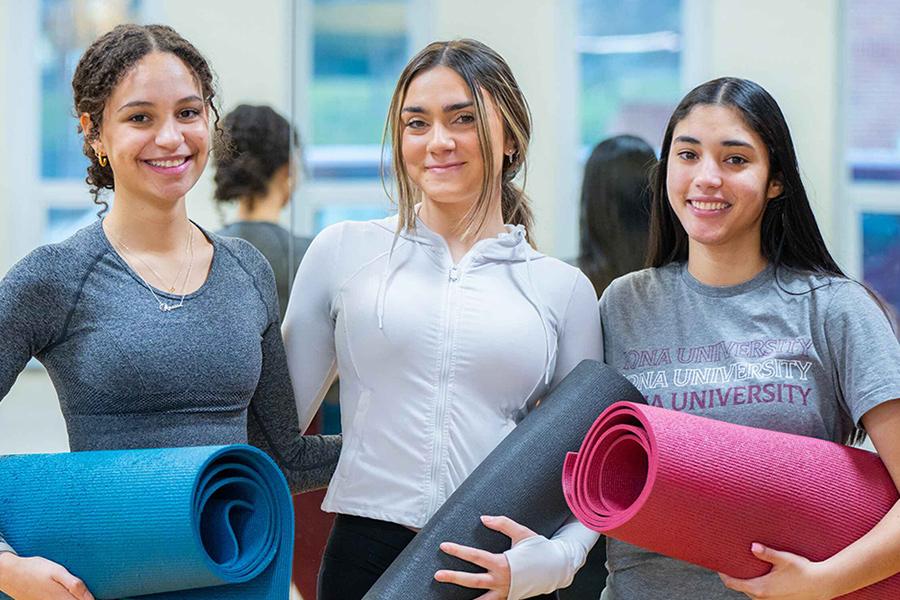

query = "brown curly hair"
[72, 24, 223, 213]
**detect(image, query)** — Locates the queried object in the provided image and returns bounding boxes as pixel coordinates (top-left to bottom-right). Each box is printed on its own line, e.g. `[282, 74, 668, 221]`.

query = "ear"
[80, 113, 102, 154]
[767, 175, 784, 200]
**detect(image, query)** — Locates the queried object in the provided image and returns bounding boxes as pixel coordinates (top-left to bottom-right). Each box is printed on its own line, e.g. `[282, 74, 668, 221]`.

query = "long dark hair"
[578, 135, 656, 296]
[384, 39, 534, 244]
[647, 77, 872, 444]
[647, 77, 845, 277]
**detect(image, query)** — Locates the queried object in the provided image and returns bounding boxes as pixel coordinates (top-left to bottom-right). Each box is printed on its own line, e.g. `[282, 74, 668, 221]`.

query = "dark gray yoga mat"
[364, 360, 645, 599]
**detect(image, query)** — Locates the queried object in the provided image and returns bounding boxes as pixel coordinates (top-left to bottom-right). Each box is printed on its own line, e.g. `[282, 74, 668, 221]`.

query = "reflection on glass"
[578, 0, 681, 148]
[862, 212, 900, 318]
[309, 0, 409, 179]
[40, 0, 143, 179]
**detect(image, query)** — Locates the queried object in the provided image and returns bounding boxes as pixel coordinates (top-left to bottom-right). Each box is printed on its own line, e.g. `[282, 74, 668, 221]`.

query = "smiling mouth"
[426, 162, 465, 173]
[144, 157, 190, 168]
[688, 199, 731, 211]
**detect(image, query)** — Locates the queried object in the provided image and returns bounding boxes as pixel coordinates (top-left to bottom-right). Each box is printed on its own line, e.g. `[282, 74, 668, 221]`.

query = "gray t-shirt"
[598, 262, 900, 600]
[0, 219, 340, 554]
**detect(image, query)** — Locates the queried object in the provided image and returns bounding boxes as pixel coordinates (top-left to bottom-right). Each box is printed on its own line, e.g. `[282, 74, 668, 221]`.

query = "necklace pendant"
[159, 302, 181, 312]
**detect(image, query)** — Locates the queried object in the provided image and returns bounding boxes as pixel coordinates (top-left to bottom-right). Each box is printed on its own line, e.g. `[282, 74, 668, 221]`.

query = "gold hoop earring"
[97, 152, 108, 167]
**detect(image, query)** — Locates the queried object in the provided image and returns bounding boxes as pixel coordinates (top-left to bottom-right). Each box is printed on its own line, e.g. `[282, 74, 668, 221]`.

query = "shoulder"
[602, 264, 679, 302]
[3, 221, 108, 294]
[210, 229, 272, 275]
[305, 216, 398, 264]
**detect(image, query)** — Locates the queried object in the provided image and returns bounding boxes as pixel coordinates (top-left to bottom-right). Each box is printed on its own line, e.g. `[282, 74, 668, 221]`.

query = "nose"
[426, 122, 455, 154]
[154, 116, 184, 150]
[693, 156, 722, 190]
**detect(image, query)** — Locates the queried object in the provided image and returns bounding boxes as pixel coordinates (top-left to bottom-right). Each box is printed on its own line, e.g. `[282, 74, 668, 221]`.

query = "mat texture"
[0, 444, 293, 600]
[364, 360, 645, 599]
[563, 402, 900, 599]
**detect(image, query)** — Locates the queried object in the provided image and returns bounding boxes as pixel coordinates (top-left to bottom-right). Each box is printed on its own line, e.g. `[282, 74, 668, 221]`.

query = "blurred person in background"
[214, 104, 311, 320]
[576, 135, 656, 298]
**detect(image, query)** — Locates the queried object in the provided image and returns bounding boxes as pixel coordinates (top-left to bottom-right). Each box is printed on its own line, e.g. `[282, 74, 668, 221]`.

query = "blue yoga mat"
[0, 445, 293, 600]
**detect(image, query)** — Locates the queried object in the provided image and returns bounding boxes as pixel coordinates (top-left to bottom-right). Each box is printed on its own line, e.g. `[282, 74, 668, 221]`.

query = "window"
[577, 0, 682, 151]
[843, 0, 900, 319]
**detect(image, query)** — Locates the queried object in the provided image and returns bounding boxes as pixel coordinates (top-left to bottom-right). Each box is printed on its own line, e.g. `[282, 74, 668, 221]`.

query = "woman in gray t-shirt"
[598, 77, 900, 599]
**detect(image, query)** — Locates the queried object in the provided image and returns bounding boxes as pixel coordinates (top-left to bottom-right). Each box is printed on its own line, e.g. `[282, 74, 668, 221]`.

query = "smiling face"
[86, 51, 209, 206]
[666, 104, 783, 256]
[399, 65, 509, 209]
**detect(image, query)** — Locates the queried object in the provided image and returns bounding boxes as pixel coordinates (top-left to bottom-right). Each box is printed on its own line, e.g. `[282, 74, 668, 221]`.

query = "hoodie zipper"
[428, 263, 461, 517]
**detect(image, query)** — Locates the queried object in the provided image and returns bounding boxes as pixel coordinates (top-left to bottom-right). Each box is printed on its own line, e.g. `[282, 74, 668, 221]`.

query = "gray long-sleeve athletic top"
[0, 219, 340, 554]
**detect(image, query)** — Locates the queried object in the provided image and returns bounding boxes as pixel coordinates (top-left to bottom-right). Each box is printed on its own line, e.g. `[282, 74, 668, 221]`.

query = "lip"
[142, 155, 193, 175]
[425, 161, 465, 174]
[687, 196, 732, 215]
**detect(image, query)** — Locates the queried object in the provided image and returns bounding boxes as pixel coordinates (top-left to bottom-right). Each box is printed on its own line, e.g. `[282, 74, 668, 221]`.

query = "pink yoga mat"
[562, 402, 900, 599]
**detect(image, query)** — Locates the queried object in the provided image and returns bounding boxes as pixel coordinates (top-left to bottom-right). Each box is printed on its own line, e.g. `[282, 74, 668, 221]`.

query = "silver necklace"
[113, 224, 196, 312]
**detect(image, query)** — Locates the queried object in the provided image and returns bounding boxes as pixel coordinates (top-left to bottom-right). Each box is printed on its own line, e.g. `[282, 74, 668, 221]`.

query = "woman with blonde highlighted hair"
[283, 39, 602, 599]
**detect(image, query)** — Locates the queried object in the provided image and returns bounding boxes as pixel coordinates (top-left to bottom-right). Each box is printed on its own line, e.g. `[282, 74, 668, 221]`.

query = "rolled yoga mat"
[364, 360, 645, 600]
[0, 444, 293, 600]
[563, 402, 900, 599]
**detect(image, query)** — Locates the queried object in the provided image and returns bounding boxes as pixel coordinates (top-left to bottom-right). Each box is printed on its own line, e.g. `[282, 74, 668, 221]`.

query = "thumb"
[751, 542, 792, 567]
[51, 567, 93, 600]
[481, 515, 537, 544]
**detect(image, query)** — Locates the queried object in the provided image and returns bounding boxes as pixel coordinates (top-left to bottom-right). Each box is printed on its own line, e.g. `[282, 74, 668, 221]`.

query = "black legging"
[318, 514, 559, 599]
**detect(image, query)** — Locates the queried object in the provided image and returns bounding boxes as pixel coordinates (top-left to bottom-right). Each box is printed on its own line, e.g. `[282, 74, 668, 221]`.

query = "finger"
[439, 542, 501, 570]
[434, 569, 495, 590]
[50, 568, 93, 600]
[480, 515, 536, 543]
[750, 542, 795, 567]
[718, 571, 758, 596]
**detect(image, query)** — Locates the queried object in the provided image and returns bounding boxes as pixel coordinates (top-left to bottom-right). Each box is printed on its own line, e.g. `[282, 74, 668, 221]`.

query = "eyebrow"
[117, 95, 204, 112]
[401, 101, 474, 114]
[674, 135, 754, 149]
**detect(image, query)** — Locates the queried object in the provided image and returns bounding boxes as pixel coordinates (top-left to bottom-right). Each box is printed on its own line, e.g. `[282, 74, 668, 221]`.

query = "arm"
[282, 224, 343, 433]
[247, 320, 341, 494]
[437, 271, 604, 599]
[721, 283, 900, 599]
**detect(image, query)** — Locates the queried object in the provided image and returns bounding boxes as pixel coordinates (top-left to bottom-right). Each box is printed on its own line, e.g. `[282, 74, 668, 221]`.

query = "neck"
[686, 238, 768, 286]
[236, 191, 285, 223]
[103, 192, 191, 252]
[418, 192, 506, 261]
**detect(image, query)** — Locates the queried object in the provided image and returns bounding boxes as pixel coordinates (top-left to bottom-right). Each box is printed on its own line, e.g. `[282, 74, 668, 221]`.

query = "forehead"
[673, 104, 765, 147]
[404, 65, 472, 105]
[108, 51, 202, 107]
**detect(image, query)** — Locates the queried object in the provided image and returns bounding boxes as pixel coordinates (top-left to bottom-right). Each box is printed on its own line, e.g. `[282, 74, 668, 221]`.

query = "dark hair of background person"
[646, 76, 871, 445]
[72, 23, 224, 214]
[577, 135, 656, 296]
[383, 38, 535, 244]
[213, 104, 298, 209]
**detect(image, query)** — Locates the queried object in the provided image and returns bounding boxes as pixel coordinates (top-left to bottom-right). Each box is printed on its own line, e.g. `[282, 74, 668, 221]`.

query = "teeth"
[147, 158, 187, 168]
[691, 200, 728, 210]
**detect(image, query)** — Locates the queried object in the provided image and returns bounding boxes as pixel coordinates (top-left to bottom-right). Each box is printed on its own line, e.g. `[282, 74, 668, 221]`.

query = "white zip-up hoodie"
[283, 214, 602, 598]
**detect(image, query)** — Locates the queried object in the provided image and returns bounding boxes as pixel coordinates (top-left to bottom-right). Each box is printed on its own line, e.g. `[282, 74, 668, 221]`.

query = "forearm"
[505, 518, 600, 599]
[818, 498, 900, 597]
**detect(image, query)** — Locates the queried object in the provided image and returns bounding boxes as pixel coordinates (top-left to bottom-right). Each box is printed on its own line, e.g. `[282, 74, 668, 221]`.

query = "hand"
[718, 543, 836, 600]
[0, 553, 94, 600]
[434, 515, 538, 600]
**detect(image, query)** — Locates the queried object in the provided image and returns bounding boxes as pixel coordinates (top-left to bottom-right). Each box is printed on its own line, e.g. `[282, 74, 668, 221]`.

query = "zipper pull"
[448, 266, 460, 282]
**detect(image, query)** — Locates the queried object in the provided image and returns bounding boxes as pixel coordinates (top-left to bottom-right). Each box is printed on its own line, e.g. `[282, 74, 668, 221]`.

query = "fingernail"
[751, 543, 763, 553]
[481, 515, 492, 522]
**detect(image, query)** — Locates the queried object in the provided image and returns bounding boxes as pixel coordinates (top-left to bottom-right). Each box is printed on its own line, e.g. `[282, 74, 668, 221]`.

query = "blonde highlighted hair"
[382, 39, 534, 244]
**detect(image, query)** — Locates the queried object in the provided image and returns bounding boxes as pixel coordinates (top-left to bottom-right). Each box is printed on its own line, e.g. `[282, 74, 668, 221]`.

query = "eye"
[725, 155, 749, 165]
[405, 118, 428, 130]
[454, 113, 475, 125]
[676, 149, 698, 161]
[128, 113, 150, 124]
[179, 108, 201, 119]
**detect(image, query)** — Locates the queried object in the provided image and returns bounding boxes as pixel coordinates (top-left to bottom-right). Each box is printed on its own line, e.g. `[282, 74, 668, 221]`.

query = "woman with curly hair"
[0, 24, 339, 600]
[214, 104, 312, 320]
